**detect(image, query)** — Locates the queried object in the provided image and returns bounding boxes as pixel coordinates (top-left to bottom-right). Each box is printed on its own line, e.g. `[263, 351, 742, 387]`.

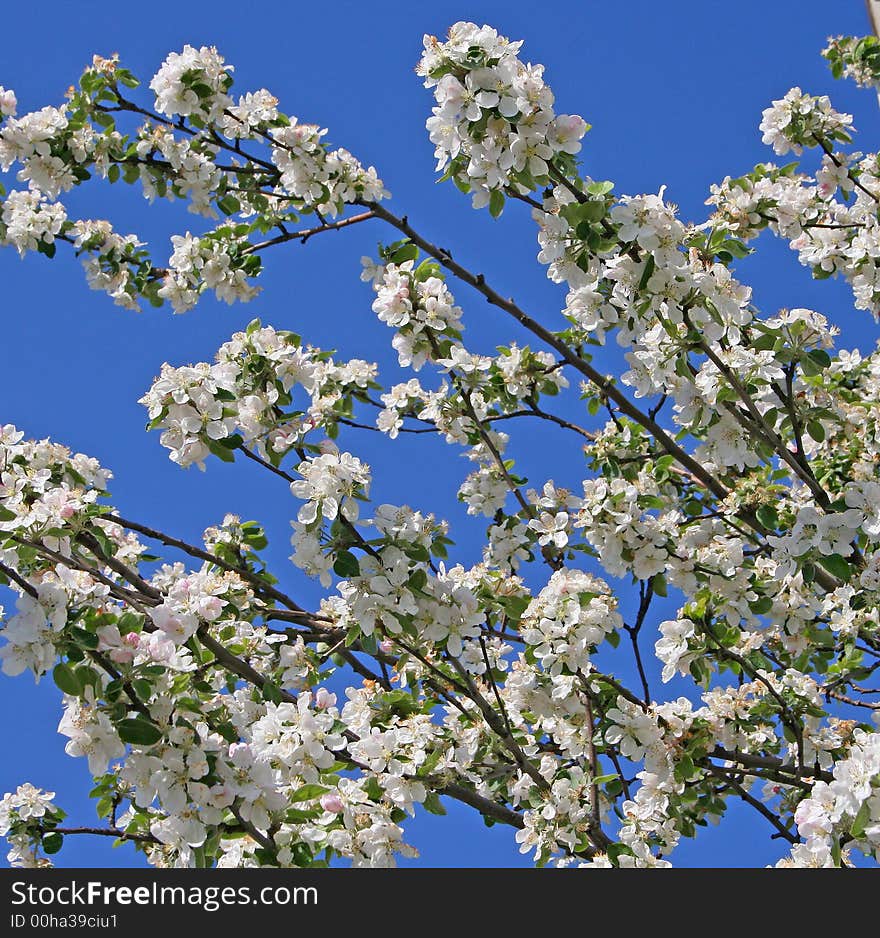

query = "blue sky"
[0, 0, 875, 867]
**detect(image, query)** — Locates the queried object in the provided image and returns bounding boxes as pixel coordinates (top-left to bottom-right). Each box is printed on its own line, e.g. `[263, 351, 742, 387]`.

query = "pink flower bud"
[320, 792, 345, 814]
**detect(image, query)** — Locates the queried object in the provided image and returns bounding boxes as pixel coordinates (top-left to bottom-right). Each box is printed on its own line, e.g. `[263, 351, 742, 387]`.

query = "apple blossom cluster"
[149, 45, 235, 124]
[418, 21, 588, 210]
[368, 254, 465, 369]
[158, 231, 262, 313]
[0, 188, 66, 257]
[0, 585, 73, 679]
[706, 158, 880, 319]
[6, 24, 880, 871]
[823, 35, 880, 92]
[784, 728, 880, 866]
[758, 87, 854, 156]
[69, 219, 147, 311]
[2, 412, 880, 868]
[270, 121, 388, 215]
[140, 320, 378, 468]
[364, 248, 571, 533]
[0, 44, 387, 311]
[0, 426, 447, 867]
[0, 784, 61, 867]
[146, 46, 389, 214]
[0, 87, 16, 118]
[702, 53, 880, 323]
[290, 451, 371, 525]
[0, 422, 114, 577]
[574, 472, 678, 580]
[520, 568, 622, 676]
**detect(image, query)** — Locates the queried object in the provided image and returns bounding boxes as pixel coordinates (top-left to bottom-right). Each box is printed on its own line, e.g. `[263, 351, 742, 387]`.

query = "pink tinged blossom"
[0, 87, 16, 117]
[314, 687, 336, 709]
[320, 792, 345, 813]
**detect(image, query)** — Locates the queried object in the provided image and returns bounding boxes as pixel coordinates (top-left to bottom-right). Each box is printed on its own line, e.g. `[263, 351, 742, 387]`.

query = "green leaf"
[586, 180, 614, 197]
[851, 801, 872, 839]
[76, 665, 100, 690]
[580, 200, 607, 223]
[756, 505, 778, 530]
[53, 663, 83, 696]
[96, 796, 113, 819]
[390, 243, 419, 265]
[207, 438, 236, 463]
[637, 254, 656, 291]
[404, 543, 431, 563]
[673, 754, 696, 783]
[806, 420, 825, 443]
[807, 348, 832, 370]
[0, 504, 17, 521]
[117, 612, 142, 633]
[817, 553, 852, 581]
[261, 681, 282, 704]
[364, 777, 383, 801]
[290, 784, 331, 802]
[489, 189, 505, 218]
[422, 792, 447, 815]
[68, 626, 99, 649]
[333, 550, 360, 578]
[217, 195, 241, 216]
[131, 679, 152, 701]
[650, 572, 668, 598]
[592, 773, 619, 786]
[720, 238, 750, 259]
[42, 832, 64, 855]
[359, 632, 378, 655]
[116, 718, 163, 746]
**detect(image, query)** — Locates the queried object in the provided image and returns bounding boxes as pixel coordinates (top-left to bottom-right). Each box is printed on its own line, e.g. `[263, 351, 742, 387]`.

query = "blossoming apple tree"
[2, 22, 880, 868]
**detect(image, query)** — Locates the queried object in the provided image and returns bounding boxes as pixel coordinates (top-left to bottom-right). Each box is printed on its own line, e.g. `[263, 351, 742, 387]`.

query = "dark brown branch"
[625, 581, 654, 705]
[362, 201, 732, 506]
[109, 514, 312, 617]
[711, 747, 832, 783]
[433, 781, 524, 829]
[89, 649, 153, 720]
[707, 766, 798, 844]
[0, 560, 38, 598]
[78, 530, 162, 601]
[243, 211, 376, 254]
[197, 627, 297, 704]
[50, 826, 157, 845]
